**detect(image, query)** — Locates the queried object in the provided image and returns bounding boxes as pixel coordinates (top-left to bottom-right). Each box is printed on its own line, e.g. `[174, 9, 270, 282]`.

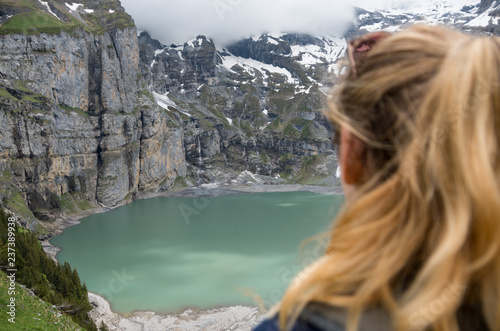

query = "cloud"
[119, 0, 478, 46]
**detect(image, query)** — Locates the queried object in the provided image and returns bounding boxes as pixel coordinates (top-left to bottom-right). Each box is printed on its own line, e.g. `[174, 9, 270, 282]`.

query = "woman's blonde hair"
[279, 25, 500, 331]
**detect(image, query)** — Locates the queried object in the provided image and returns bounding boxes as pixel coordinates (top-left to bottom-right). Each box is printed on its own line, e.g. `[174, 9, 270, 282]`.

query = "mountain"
[0, 0, 499, 236]
[138, 0, 500, 190]
[139, 31, 343, 187]
[0, 0, 186, 233]
[349, 0, 500, 35]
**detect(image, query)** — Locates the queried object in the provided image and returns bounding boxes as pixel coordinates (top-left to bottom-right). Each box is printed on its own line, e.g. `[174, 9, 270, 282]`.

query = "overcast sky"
[120, 0, 479, 46]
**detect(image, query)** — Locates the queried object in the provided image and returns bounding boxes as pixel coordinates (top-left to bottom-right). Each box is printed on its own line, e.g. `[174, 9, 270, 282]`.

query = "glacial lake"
[51, 191, 344, 314]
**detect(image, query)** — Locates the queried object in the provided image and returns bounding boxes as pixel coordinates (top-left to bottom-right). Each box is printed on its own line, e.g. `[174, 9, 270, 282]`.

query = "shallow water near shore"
[51, 191, 343, 314]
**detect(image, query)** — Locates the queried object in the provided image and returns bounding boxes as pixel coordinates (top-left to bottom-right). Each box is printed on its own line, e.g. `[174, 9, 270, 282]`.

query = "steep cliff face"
[140, 32, 341, 186]
[0, 0, 186, 231]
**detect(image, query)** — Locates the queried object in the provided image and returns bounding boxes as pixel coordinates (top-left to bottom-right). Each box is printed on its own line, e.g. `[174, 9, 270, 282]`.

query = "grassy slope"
[0, 0, 135, 36]
[0, 272, 82, 330]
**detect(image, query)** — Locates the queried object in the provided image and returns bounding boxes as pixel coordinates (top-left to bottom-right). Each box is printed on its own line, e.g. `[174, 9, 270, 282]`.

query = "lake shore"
[42, 180, 342, 329]
[88, 291, 265, 331]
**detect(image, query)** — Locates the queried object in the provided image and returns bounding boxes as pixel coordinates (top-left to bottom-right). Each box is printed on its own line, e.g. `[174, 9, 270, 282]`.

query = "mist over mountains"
[121, 0, 480, 45]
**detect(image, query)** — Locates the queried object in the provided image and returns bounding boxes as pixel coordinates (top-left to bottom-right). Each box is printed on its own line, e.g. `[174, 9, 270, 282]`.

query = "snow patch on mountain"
[267, 37, 280, 45]
[154, 49, 165, 56]
[466, 2, 499, 27]
[356, 0, 482, 35]
[39, 1, 60, 19]
[153, 92, 192, 117]
[186, 36, 207, 49]
[290, 37, 346, 70]
[295, 85, 313, 95]
[220, 53, 298, 85]
[65, 3, 83, 11]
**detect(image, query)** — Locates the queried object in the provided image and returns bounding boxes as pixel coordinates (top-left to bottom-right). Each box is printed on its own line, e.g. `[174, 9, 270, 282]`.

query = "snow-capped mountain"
[137, 0, 499, 186]
[140, 31, 340, 186]
[352, 0, 500, 35]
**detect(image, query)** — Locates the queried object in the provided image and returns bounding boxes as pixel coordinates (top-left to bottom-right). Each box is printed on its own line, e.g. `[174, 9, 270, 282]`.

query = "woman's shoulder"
[253, 303, 392, 331]
[253, 303, 488, 331]
[253, 314, 344, 331]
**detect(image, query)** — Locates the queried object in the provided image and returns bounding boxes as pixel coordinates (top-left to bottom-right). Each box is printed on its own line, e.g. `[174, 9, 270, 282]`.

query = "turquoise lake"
[51, 191, 344, 314]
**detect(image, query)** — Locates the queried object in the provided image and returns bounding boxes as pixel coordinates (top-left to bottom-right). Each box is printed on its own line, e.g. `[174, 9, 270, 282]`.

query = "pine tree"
[99, 321, 110, 331]
[0, 207, 97, 330]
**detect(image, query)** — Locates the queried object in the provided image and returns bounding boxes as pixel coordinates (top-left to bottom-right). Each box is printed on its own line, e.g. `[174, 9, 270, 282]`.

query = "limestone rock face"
[140, 33, 222, 94]
[0, 1, 187, 226]
[139, 104, 187, 192]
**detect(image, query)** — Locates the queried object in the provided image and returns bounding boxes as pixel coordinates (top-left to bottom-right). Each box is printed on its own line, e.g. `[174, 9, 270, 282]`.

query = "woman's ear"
[340, 126, 366, 185]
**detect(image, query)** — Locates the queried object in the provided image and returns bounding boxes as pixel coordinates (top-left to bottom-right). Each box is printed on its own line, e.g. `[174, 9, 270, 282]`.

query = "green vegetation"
[239, 83, 257, 94]
[265, 116, 315, 140]
[0, 87, 18, 101]
[0, 81, 52, 119]
[167, 94, 189, 109]
[4, 190, 36, 223]
[138, 88, 154, 100]
[60, 193, 93, 215]
[21, 92, 48, 104]
[59, 104, 89, 117]
[10, 80, 26, 92]
[278, 153, 294, 162]
[0, 171, 12, 184]
[0, 209, 97, 330]
[0, 1, 135, 36]
[239, 120, 254, 137]
[0, 0, 37, 10]
[84, 9, 135, 32]
[286, 62, 310, 85]
[267, 92, 296, 115]
[173, 176, 188, 189]
[277, 153, 296, 177]
[207, 106, 231, 127]
[0, 11, 74, 35]
[229, 65, 254, 81]
[294, 155, 331, 185]
[267, 73, 288, 87]
[291, 118, 314, 140]
[267, 117, 281, 131]
[165, 115, 181, 128]
[283, 123, 299, 139]
[259, 150, 269, 164]
[302, 155, 318, 168]
[199, 85, 228, 107]
[0, 272, 82, 330]
[277, 171, 294, 181]
[300, 121, 313, 140]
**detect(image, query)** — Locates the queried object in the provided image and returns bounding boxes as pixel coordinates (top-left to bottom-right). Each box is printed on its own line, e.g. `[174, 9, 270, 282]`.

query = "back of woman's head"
[279, 25, 500, 331]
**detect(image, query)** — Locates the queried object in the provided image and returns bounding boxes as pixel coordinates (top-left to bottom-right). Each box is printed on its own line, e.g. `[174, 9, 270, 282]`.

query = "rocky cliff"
[0, 0, 186, 233]
[139, 32, 342, 187]
[137, 0, 500, 190]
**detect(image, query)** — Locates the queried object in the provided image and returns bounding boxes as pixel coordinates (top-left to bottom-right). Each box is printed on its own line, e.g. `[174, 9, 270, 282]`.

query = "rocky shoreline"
[88, 292, 264, 331]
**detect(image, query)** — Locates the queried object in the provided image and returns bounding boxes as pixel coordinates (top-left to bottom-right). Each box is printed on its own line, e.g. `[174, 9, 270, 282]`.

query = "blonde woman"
[254, 25, 500, 331]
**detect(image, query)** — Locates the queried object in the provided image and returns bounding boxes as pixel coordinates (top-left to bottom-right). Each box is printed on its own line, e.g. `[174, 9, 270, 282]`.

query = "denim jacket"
[253, 303, 391, 331]
[253, 302, 488, 331]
